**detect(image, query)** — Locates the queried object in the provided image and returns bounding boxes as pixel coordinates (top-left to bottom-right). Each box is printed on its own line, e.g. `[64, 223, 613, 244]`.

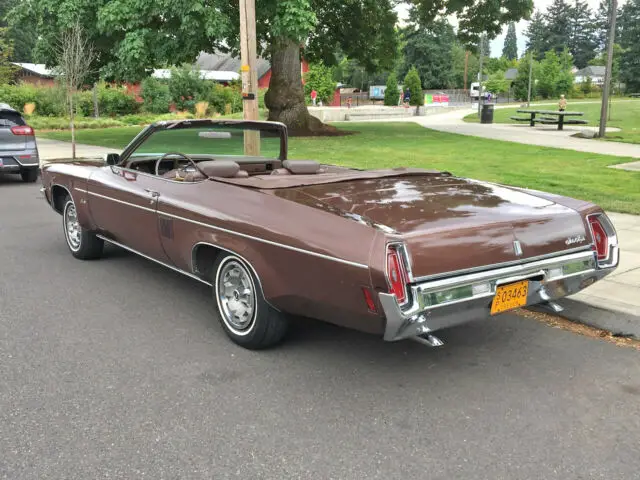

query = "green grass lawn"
[39, 122, 640, 214]
[463, 99, 640, 144]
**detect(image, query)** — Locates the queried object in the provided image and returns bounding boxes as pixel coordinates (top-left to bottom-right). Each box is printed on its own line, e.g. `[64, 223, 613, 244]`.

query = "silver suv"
[0, 103, 39, 182]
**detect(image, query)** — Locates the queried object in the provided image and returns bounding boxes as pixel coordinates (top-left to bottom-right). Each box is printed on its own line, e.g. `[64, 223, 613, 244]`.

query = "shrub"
[97, 83, 139, 116]
[403, 66, 424, 106]
[384, 72, 400, 106]
[141, 77, 171, 114]
[168, 65, 208, 111]
[204, 83, 242, 115]
[303, 63, 336, 104]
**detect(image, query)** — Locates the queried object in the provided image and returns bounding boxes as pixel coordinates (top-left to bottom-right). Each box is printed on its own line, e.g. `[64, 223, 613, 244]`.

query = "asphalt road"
[1, 177, 640, 480]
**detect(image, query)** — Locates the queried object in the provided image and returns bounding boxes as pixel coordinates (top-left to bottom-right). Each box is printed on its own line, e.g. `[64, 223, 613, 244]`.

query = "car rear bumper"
[0, 151, 39, 171]
[380, 248, 619, 341]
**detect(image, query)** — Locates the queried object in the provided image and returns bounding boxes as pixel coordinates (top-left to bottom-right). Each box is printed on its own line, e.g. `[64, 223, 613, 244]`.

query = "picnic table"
[510, 109, 588, 131]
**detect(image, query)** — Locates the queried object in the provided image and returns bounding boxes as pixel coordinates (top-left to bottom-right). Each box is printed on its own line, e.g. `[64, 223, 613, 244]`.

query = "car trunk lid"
[286, 175, 591, 278]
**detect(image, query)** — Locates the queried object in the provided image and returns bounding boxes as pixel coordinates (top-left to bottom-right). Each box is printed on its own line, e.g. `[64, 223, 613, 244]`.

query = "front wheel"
[62, 196, 104, 260]
[213, 253, 289, 349]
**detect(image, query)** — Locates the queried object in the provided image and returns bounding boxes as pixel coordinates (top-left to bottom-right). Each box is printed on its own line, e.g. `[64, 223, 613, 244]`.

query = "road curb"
[530, 298, 640, 339]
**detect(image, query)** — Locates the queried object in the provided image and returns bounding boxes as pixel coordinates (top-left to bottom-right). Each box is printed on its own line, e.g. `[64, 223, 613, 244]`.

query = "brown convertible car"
[41, 120, 620, 349]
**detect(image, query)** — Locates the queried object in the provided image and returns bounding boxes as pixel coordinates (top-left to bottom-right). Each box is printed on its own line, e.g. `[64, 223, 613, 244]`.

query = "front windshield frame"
[118, 119, 288, 166]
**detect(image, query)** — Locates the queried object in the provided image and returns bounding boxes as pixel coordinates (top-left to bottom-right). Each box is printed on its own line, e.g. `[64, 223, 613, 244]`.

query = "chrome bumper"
[381, 248, 618, 341]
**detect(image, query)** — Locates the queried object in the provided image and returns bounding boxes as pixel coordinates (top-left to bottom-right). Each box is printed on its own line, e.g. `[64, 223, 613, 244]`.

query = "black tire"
[213, 253, 289, 349]
[62, 195, 104, 260]
[20, 168, 39, 183]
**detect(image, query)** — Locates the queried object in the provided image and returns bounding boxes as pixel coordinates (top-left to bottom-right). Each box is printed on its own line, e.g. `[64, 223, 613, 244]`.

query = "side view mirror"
[103, 153, 120, 165]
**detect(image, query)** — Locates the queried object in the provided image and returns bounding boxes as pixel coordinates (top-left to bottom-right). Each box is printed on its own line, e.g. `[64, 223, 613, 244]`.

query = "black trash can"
[480, 103, 494, 124]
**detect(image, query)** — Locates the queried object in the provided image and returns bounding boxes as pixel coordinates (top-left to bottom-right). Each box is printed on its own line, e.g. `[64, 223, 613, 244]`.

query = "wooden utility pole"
[463, 50, 469, 91]
[240, 0, 259, 155]
[598, 0, 617, 138]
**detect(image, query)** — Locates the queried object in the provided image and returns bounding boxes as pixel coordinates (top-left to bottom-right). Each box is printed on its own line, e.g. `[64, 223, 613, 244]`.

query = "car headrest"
[198, 160, 240, 178]
[282, 160, 320, 174]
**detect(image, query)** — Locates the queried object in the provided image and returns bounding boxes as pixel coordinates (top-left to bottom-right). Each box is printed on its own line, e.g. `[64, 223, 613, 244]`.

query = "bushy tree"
[513, 55, 537, 100]
[485, 71, 509, 95]
[303, 63, 336, 104]
[581, 76, 592, 95]
[384, 72, 400, 106]
[537, 50, 561, 98]
[556, 47, 574, 95]
[451, 44, 478, 89]
[0, 28, 16, 84]
[502, 23, 518, 60]
[403, 67, 423, 106]
[140, 77, 171, 113]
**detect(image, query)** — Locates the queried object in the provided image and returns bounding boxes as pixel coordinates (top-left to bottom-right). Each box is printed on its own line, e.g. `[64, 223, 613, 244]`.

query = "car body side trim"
[96, 234, 212, 286]
[160, 210, 369, 270]
[87, 190, 156, 213]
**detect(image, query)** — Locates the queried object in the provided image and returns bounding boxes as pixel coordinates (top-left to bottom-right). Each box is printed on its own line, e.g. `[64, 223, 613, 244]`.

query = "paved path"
[415, 107, 640, 161]
[36, 137, 118, 163]
[1, 180, 640, 479]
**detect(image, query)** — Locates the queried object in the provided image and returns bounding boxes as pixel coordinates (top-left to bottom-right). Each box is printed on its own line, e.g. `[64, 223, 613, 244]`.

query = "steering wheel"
[154, 151, 201, 176]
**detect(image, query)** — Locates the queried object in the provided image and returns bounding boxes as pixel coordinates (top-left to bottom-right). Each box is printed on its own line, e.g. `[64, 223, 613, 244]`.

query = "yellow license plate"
[490, 280, 529, 315]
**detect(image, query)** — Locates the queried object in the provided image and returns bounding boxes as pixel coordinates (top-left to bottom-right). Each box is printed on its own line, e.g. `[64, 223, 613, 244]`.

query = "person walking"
[558, 94, 567, 111]
[310, 89, 318, 106]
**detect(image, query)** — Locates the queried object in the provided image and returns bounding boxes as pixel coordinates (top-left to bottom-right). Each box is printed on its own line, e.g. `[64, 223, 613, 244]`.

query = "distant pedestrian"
[346, 97, 352, 109]
[403, 89, 411, 107]
[558, 94, 567, 111]
[311, 89, 318, 106]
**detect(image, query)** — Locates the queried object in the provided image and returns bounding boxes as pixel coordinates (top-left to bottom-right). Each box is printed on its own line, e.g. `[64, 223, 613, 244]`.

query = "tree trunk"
[265, 38, 340, 136]
[69, 93, 76, 160]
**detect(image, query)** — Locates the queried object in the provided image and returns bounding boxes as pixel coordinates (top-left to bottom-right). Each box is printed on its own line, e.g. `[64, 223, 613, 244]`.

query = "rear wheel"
[62, 195, 104, 260]
[213, 253, 289, 349]
[20, 168, 38, 183]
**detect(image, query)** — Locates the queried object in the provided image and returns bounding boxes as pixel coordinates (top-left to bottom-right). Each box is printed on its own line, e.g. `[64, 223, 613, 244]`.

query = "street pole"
[463, 50, 469, 91]
[239, 0, 259, 155]
[527, 50, 533, 107]
[477, 34, 484, 117]
[599, 0, 617, 138]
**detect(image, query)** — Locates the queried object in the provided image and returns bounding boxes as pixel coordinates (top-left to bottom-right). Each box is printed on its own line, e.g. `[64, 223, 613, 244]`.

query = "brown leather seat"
[282, 160, 320, 174]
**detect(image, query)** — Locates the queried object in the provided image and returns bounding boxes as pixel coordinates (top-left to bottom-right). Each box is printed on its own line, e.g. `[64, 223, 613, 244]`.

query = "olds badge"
[565, 235, 586, 246]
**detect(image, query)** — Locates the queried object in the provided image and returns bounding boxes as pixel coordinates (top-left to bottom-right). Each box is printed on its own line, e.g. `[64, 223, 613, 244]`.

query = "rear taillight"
[588, 215, 609, 261]
[386, 245, 409, 305]
[10, 125, 34, 136]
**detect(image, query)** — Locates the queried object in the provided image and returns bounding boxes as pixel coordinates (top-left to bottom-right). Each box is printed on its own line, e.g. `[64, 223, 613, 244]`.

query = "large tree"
[13, 0, 533, 134]
[399, 20, 457, 89]
[502, 23, 518, 60]
[524, 10, 548, 59]
[567, 0, 597, 68]
[0, 0, 35, 61]
[619, 0, 640, 92]
[544, 0, 572, 55]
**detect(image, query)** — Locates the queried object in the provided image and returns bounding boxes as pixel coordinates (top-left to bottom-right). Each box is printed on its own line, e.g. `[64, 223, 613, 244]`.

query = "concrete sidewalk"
[36, 137, 118, 163]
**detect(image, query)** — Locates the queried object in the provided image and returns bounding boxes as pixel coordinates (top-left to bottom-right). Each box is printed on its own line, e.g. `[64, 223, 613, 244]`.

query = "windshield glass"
[131, 125, 283, 158]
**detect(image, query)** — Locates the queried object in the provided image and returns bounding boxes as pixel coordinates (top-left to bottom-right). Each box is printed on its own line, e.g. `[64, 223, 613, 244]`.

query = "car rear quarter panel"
[157, 180, 386, 334]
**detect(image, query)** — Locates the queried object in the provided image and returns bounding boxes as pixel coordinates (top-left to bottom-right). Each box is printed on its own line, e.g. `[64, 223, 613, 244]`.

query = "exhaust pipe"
[411, 334, 445, 347]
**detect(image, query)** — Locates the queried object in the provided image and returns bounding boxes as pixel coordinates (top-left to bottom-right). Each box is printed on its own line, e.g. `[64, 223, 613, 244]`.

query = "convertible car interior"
[127, 156, 327, 182]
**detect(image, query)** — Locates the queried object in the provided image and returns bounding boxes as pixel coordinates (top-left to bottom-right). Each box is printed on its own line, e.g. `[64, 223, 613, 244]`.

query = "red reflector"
[10, 125, 34, 136]
[362, 287, 377, 313]
[589, 217, 608, 260]
[386, 248, 407, 304]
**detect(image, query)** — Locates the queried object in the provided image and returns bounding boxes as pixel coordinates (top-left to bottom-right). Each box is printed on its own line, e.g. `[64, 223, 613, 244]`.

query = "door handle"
[145, 188, 159, 197]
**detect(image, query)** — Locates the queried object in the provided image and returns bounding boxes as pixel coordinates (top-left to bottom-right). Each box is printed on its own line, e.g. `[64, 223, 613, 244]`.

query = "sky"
[395, 0, 615, 58]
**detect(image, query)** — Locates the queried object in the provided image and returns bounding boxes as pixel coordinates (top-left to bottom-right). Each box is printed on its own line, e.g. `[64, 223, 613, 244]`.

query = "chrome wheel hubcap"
[65, 202, 81, 251]
[218, 260, 256, 332]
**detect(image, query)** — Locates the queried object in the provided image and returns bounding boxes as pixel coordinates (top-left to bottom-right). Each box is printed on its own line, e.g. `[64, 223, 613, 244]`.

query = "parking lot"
[1, 178, 640, 479]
